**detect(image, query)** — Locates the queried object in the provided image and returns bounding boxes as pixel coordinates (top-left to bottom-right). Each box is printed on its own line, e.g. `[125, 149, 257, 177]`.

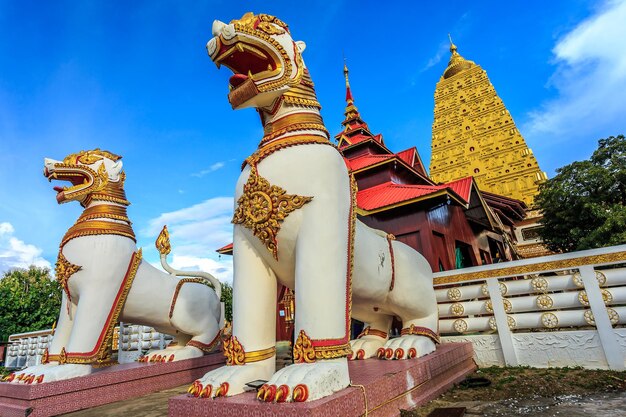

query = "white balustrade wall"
[117, 323, 174, 363]
[4, 330, 53, 369]
[434, 244, 626, 370]
[4, 324, 173, 369]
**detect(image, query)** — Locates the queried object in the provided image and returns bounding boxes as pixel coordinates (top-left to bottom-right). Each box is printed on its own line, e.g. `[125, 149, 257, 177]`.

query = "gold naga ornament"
[55, 252, 82, 304]
[292, 330, 353, 363]
[223, 335, 275, 365]
[232, 166, 313, 260]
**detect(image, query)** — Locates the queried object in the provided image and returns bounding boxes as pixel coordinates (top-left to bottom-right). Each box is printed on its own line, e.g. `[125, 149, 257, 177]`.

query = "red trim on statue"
[58, 251, 142, 363]
[400, 324, 440, 344]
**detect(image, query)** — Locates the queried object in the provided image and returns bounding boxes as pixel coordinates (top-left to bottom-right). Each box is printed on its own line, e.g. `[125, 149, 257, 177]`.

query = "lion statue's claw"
[261, 359, 349, 402]
[193, 361, 274, 399]
[380, 335, 435, 360]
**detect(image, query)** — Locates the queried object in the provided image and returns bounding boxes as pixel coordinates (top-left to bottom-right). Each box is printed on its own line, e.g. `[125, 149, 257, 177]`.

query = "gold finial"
[155, 225, 172, 255]
[448, 33, 458, 53]
[343, 58, 353, 103]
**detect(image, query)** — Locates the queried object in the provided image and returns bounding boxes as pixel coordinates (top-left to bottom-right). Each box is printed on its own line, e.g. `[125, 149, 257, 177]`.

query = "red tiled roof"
[443, 177, 473, 203]
[345, 154, 393, 171]
[216, 243, 233, 254]
[357, 182, 444, 211]
[356, 177, 474, 212]
[396, 148, 416, 166]
[346, 133, 373, 144]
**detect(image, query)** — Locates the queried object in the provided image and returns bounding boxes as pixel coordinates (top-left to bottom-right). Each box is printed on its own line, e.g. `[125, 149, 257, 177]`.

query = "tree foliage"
[536, 135, 626, 252]
[0, 266, 61, 341]
[220, 281, 233, 322]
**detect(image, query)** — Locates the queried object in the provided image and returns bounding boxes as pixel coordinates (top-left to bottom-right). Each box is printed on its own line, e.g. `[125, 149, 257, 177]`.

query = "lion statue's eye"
[257, 22, 285, 36]
[77, 154, 104, 165]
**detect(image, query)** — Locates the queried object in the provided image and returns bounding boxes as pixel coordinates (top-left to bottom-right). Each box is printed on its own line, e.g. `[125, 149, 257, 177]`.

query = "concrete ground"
[63, 385, 187, 417]
[62, 341, 294, 417]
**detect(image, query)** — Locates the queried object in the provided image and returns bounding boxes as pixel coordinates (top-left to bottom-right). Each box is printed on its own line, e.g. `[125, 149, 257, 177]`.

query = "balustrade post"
[579, 265, 625, 370]
[486, 278, 518, 366]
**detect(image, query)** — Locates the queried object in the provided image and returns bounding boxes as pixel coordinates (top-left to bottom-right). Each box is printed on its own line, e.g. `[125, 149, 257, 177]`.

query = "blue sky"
[1, 0, 625, 282]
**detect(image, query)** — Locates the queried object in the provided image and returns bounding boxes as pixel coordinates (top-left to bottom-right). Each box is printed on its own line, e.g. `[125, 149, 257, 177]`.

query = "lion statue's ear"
[110, 161, 124, 179]
[295, 41, 306, 53]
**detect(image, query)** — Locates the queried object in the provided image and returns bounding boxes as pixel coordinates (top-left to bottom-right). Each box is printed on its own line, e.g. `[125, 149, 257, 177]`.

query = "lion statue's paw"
[377, 335, 436, 360]
[348, 336, 386, 361]
[138, 345, 204, 363]
[4, 364, 54, 384]
[258, 358, 349, 403]
[7, 364, 92, 384]
[188, 361, 274, 399]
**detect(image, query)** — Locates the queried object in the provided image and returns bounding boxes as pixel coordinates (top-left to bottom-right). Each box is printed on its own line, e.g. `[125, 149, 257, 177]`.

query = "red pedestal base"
[169, 343, 475, 417]
[0, 352, 224, 417]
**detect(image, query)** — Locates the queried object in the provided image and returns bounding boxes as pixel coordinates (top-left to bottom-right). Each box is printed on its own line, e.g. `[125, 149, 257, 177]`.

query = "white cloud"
[421, 42, 449, 73]
[191, 162, 226, 178]
[169, 255, 233, 285]
[0, 222, 52, 274]
[142, 197, 234, 283]
[524, 0, 626, 143]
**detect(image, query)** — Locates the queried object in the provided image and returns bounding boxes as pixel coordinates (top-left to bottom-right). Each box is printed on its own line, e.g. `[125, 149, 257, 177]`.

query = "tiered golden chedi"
[429, 39, 547, 206]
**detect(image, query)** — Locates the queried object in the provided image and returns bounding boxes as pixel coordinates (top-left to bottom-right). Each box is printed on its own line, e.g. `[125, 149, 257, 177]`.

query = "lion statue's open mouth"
[44, 149, 123, 205]
[206, 13, 305, 109]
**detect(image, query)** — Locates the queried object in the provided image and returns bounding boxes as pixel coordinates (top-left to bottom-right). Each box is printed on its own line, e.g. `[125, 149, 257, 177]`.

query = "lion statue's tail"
[154, 225, 223, 300]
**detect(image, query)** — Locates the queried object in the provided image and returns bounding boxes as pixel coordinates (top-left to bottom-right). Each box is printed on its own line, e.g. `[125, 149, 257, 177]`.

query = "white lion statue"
[191, 13, 438, 403]
[5, 149, 223, 384]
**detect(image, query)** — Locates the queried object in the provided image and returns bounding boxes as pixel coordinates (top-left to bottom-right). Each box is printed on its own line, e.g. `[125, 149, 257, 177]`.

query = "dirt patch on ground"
[404, 366, 626, 417]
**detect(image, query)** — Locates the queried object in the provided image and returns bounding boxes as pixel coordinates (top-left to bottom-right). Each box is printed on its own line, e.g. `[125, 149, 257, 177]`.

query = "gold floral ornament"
[223, 336, 245, 366]
[233, 167, 313, 260]
[584, 308, 619, 326]
[541, 312, 559, 329]
[531, 277, 548, 293]
[536, 294, 553, 310]
[488, 316, 516, 331]
[59, 347, 68, 365]
[291, 329, 350, 362]
[453, 319, 468, 333]
[481, 282, 508, 296]
[293, 330, 316, 363]
[578, 289, 612, 306]
[447, 287, 462, 301]
[155, 225, 171, 255]
[55, 252, 82, 303]
[572, 270, 607, 288]
[450, 303, 465, 316]
[484, 299, 512, 313]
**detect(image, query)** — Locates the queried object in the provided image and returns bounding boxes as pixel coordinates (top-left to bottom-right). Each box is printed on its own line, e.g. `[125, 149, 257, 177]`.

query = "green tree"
[220, 281, 233, 322]
[0, 266, 61, 341]
[536, 135, 626, 252]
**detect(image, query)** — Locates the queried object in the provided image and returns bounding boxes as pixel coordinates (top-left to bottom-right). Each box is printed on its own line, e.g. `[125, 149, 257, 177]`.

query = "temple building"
[429, 38, 551, 258]
[337, 63, 524, 271]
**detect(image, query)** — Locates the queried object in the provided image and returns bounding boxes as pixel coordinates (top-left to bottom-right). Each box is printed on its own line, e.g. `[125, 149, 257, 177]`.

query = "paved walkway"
[63, 385, 187, 417]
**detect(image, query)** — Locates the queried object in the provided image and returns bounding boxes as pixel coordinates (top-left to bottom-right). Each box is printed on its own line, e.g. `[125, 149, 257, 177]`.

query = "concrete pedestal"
[0, 352, 224, 417]
[169, 343, 475, 417]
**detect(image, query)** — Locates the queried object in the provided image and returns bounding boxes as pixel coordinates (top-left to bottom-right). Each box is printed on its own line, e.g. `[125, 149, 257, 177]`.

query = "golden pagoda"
[429, 37, 547, 207]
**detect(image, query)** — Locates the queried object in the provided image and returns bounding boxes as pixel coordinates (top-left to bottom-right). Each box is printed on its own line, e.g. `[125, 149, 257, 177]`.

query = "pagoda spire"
[443, 35, 475, 79]
[335, 60, 384, 147]
[344, 60, 354, 103]
[430, 35, 548, 206]
[448, 33, 457, 54]
[341, 60, 361, 122]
